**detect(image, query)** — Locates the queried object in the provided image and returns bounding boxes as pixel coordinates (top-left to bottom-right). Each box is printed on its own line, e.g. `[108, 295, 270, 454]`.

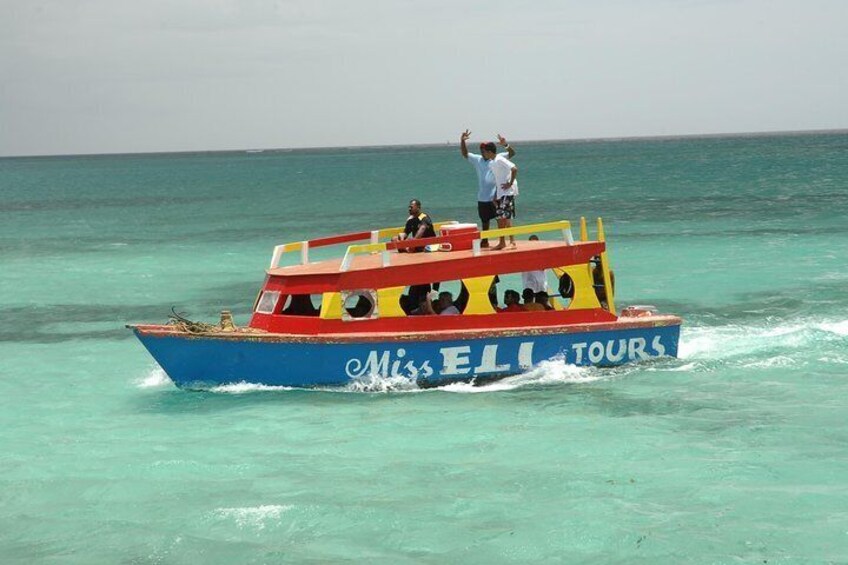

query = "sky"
[1, 0, 846, 156]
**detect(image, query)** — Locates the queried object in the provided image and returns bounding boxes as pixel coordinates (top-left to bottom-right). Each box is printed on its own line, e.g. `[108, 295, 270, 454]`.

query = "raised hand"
[461, 129, 472, 141]
[497, 133, 508, 146]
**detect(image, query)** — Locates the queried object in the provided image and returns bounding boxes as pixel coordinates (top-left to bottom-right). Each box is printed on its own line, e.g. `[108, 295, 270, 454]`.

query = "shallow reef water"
[1, 132, 847, 562]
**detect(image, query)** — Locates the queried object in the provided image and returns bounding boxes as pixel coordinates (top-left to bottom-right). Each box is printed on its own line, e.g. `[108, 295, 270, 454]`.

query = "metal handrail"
[340, 230, 475, 271]
[339, 219, 576, 271]
[476, 220, 574, 254]
[269, 220, 457, 268]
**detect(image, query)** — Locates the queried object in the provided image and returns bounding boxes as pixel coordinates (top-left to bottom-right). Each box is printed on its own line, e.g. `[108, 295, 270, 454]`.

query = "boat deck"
[132, 314, 683, 343]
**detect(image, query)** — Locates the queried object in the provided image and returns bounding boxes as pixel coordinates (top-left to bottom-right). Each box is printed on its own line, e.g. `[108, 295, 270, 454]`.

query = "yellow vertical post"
[580, 217, 588, 242]
[553, 265, 602, 310]
[596, 217, 616, 315]
[319, 292, 343, 319]
[461, 275, 497, 315]
[376, 286, 407, 318]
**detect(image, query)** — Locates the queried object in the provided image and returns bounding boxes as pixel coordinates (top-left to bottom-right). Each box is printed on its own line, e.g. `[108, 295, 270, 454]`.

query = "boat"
[129, 218, 682, 389]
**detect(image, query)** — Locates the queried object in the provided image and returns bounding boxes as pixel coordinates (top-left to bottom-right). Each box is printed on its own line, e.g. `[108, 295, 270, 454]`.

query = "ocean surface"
[1, 132, 847, 563]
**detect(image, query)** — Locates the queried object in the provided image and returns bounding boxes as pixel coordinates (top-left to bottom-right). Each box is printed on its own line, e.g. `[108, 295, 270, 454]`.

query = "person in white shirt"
[521, 235, 547, 293]
[436, 292, 460, 315]
[481, 144, 519, 250]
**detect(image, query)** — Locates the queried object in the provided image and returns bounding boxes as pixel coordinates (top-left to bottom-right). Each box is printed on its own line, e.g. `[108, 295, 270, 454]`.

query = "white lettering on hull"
[606, 339, 627, 363]
[570, 335, 667, 364]
[652, 335, 666, 357]
[441, 346, 472, 375]
[518, 342, 534, 369]
[474, 344, 510, 374]
[629, 337, 647, 360]
[345, 350, 434, 379]
[343, 335, 670, 379]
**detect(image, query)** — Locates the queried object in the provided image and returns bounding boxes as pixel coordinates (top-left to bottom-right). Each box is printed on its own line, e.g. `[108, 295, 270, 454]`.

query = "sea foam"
[212, 505, 293, 530]
[210, 381, 294, 393]
[135, 315, 847, 393]
[136, 367, 172, 388]
[818, 320, 848, 336]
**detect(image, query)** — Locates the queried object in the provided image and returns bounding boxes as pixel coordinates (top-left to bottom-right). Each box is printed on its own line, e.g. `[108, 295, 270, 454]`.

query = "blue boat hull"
[133, 323, 681, 389]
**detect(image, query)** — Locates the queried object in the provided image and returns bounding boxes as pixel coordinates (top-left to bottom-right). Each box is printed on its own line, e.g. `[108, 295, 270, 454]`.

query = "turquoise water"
[2, 132, 847, 562]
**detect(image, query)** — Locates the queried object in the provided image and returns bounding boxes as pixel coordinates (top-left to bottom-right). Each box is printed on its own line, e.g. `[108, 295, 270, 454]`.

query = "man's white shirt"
[490, 154, 519, 198]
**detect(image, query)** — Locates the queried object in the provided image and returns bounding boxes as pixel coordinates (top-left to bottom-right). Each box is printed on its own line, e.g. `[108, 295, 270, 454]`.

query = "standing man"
[460, 130, 515, 247]
[488, 147, 519, 250]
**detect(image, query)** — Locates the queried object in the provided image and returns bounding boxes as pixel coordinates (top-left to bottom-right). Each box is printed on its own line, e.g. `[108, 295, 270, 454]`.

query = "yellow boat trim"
[480, 219, 571, 241]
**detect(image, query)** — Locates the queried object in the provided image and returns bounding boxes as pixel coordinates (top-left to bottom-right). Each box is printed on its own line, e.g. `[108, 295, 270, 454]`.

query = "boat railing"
[339, 219, 575, 272]
[268, 215, 615, 315]
[269, 221, 458, 268]
[479, 220, 574, 247]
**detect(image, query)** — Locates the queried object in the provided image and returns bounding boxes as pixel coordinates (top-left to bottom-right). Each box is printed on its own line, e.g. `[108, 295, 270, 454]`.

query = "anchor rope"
[168, 308, 220, 334]
[165, 307, 258, 334]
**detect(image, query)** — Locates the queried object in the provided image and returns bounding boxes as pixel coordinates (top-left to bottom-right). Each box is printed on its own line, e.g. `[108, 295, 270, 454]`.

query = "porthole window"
[342, 290, 377, 320]
[255, 291, 280, 314]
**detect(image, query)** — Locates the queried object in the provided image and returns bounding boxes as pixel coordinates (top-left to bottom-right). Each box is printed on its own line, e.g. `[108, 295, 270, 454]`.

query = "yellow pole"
[580, 217, 588, 242]
[596, 217, 616, 315]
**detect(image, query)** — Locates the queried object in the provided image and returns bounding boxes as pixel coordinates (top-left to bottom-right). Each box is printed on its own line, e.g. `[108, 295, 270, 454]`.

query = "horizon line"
[2, 127, 847, 160]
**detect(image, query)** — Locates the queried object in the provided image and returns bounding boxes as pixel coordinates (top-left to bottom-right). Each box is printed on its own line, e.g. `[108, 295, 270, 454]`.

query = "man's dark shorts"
[478, 201, 497, 222]
[496, 195, 516, 220]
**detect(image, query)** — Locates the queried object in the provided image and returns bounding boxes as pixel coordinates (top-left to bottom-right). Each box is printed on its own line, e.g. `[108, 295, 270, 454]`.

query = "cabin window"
[281, 294, 322, 316]
[487, 270, 565, 310]
[399, 280, 466, 315]
[342, 290, 377, 320]
[255, 291, 281, 314]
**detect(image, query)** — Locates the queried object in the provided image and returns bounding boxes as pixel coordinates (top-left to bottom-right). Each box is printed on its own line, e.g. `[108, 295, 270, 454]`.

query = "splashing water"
[136, 367, 172, 388]
[210, 382, 294, 394]
[818, 320, 848, 336]
[133, 313, 847, 395]
[211, 505, 293, 530]
[340, 373, 422, 393]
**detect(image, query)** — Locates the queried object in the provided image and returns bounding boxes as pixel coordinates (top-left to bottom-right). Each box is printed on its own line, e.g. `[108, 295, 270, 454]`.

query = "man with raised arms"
[460, 130, 515, 247]
[488, 148, 519, 250]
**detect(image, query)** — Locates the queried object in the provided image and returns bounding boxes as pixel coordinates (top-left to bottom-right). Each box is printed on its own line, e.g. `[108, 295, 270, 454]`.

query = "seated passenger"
[535, 291, 554, 311]
[522, 288, 544, 311]
[523, 288, 546, 311]
[410, 293, 436, 316]
[402, 283, 432, 314]
[498, 290, 526, 313]
[437, 291, 460, 315]
[392, 199, 436, 253]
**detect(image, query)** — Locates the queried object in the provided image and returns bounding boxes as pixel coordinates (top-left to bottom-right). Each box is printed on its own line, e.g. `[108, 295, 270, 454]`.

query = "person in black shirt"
[396, 199, 435, 252]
